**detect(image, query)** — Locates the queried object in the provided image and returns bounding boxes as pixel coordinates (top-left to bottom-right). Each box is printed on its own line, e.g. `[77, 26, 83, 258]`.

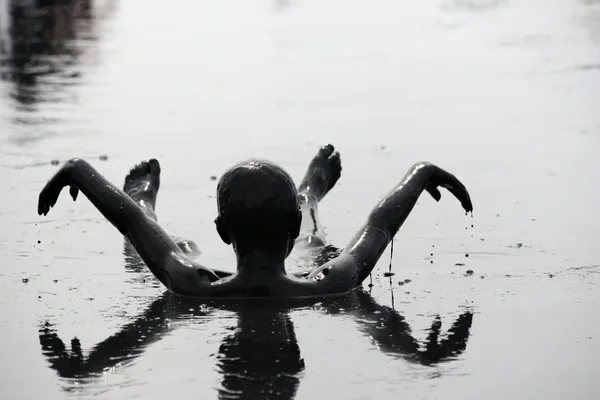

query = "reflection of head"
[215, 160, 301, 256]
[217, 310, 304, 400]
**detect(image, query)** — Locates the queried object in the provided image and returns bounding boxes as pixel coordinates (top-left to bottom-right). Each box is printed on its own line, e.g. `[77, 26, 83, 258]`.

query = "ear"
[290, 208, 301, 239]
[214, 216, 231, 245]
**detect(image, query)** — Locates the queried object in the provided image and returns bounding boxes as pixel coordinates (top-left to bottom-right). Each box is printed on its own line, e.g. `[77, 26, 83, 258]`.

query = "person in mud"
[37, 144, 473, 298]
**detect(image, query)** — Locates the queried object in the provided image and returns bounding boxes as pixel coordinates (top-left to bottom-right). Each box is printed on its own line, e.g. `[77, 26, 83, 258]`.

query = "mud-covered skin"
[37, 145, 472, 298]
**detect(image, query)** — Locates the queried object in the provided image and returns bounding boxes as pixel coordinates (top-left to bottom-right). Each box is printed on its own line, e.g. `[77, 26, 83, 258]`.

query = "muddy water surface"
[0, 0, 599, 399]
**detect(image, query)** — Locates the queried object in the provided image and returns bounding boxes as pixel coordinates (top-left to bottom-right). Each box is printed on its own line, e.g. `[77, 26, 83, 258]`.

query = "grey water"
[0, 0, 599, 399]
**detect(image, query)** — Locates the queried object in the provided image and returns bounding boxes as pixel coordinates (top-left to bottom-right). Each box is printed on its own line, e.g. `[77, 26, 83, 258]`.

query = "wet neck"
[235, 250, 287, 281]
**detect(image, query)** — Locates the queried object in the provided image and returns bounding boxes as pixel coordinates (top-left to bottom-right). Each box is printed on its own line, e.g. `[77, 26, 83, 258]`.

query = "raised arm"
[308, 162, 472, 289]
[37, 158, 221, 294]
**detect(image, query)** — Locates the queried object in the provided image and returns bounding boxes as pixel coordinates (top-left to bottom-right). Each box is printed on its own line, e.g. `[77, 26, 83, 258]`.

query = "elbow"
[54, 158, 92, 183]
[414, 160, 432, 166]
[413, 161, 435, 171]
[411, 161, 438, 179]
[62, 158, 92, 175]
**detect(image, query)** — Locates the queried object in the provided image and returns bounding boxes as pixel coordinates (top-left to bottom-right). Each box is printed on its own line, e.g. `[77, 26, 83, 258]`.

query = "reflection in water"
[328, 290, 473, 366]
[39, 295, 178, 379]
[0, 0, 108, 146]
[39, 291, 473, 398]
[1, 0, 92, 103]
[217, 307, 304, 400]
[123, 241, 147, 273]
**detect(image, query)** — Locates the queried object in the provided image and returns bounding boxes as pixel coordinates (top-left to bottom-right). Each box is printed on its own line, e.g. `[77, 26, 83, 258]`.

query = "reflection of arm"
[422, 312, 473, 363]
[39, 294, 195, 378]
[325, 290, 473, 364]
[328, 290, 420, 357]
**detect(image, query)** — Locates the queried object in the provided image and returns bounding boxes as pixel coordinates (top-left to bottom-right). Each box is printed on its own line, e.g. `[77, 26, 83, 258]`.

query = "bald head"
[215, 160, 301, 253]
